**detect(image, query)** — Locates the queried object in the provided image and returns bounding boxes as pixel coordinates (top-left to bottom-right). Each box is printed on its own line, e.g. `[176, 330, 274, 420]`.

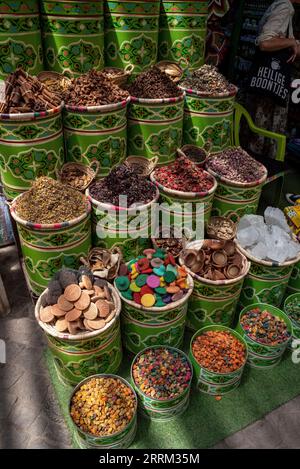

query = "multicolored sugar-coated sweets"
[240, 308, 290, 345]
[132, 347, 192, 400]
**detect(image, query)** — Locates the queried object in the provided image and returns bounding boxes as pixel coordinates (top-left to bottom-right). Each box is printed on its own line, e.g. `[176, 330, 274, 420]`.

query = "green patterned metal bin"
[104, 0, 160, 76]
[236, 303, 292, 369]
[237, 244, 300, 310]
[180, 86, 238, 153]
[206, 155, 268, 222]
[0, 105, 65, 200]
[69, 374, 137, 448]
[63, 98, 129, 176]
[150, 168, 217, 230]
[189, 325, 248, 395]
[87, 185, 159, 261]
[131, 346, 193, 420]
[180, 240, 250, 331]
[0, 0, 43, 79]
[35, 287, 122, 386]
[159, 0, 208, 70]
[128, 95, 184, 164]
[115, 274, 194, 354]
[10, 197, 92, 295]
[287, 260, 300, 296]
[284, 293, 300, 349]
[40, 0, 104, 76]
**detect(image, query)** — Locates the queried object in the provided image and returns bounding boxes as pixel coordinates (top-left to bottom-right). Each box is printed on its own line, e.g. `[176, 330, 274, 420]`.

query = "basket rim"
[190, 325, 248, 375]
[64, 96, 130, 113]
[114, 272, 194, 312]
[130, 93, 185, 105]
[179, 239, 251, 285]
[69, 374, 137, 440]
[130, 345, 193, 403]
[236, 241, 300, 267]
[35, 282, 121, 340]
[0, 103, 64, 121]
[150, 170, 217, 198]
[179, 84, 238, 99]
[10, 193, 91, 229]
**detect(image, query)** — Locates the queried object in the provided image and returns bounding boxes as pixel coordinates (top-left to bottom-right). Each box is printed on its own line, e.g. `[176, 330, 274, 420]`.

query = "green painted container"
[128, 95, 185, 164]
[189, 325, 248, 395]
[35, 285, 122, 385]
[287, 260, 300, 296]
[150, 168, 217, 231]
[131, 346, 193, 420]
[206, 155, 268, 222]
[40, 0, 104, 77]
[69, 374, 137, 448]
[158, 1, 208, 70]
[10, 197, 92, 295]
[180, 86, 237, 153]
[115, 274, 194, 354]
[0, 105, 65, 201]
[104, 0, 160, 76]
[284, 293, 300, 350]
[236, 303, 292, 369]
[181, 240, 250, 331]
[63, 98, 129, 176]
[0, 0, 43, 79]
[237, 243, 300, 309]
[87, 184, 159, 261]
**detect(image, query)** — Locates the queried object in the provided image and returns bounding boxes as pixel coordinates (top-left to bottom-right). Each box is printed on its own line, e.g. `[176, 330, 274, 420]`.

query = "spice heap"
[206, 147, 266, 183]
[181, 146, 206, 165]
[89, 163, 157, 207]
[1, 69, 61, 113]
[152, 155, 214, 192]
[15, 177, 87, 224]
[132, 347, 192, 399]
[154, 237, 185, 258]
[207, 217, 236, 241]
[181, 65, 236, 95]
[70, 376, 136, 436]
[63, 69, 129, 106]
[39, 268, 117, 334]
[192, 330, 246, 373]
[115, 249, 189, 307]
[156, 62, 182, 83]
[60, 165, 93, 191]
[128, 65, 182, 99]
[181, 240, 244, 281]
[241, 308, 290, 345]
[237, 208, 300, 263]
[82, 247, 122, 280]
[285, 296, 300, 324]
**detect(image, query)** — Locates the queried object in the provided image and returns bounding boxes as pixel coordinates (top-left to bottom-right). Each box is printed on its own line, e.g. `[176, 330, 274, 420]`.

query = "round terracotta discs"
[64, 284, 82, 302]
[104, 285, 111, 301]
[83, 318, 94, 331]
[40, 306, 54, 323]
[96, 300, 110, 318]
[94, 286, 106, 298]
[85, 289, 95, 296]
[81, 275, 93, 290]
[57, 295, 73, 312]
[86, 319, 106, 330]
[65, 308, 82, 322]
[74, 291, 90, 311]
[104, 311, 116, 323]
[51, 305, 67, 317]
[55, 318, 68, 332]
[68, 320, 81, 335]
[83, 302, 98, 320]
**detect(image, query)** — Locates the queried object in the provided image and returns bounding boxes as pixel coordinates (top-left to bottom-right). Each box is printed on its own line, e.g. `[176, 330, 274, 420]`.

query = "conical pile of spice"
[128, 65, 182, 99]
[15, 177, 87, 224]
[152, 154, 214, 193]
[181, 65, 236, 96]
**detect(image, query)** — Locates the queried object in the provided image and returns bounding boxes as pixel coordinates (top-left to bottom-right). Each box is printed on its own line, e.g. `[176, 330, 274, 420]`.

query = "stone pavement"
[0, 244, 300, 449]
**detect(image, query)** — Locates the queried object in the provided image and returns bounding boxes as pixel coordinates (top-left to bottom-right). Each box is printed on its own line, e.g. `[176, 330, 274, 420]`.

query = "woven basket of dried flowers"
[102, 65, 134, 87]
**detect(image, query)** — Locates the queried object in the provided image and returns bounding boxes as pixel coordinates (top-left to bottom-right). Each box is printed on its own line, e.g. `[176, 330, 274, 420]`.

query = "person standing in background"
[244, 0, 300, 159]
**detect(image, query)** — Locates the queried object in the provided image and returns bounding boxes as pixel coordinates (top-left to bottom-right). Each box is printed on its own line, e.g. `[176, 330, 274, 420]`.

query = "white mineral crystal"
[237, 214, 265, 231]
[264, 207, 290, 233]
[250, 241, 266, 259]
[237, 226, 260, 248]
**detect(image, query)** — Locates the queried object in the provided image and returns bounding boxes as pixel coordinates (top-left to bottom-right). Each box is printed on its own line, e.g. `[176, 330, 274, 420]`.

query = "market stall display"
[206, 147, 268, 221]
[127, 66, 184, 164]
[40, 0, 104, 76]
[69, 375, 137, 448]
[0, 0, 43, 79]
[35, 269, 122, 385]
[131, 346, 193, 419]
[158, 0, 208, 70]
[180, 65, 237, 152]
[10, 177, 91, 295]
[190, 326, 247, 395]
[63, 70, 129, 176]
[284, 293, 300, 346]
[180, 239, 250, 331]
[236, 304, 292, 368]
[115, 249, 193, 354]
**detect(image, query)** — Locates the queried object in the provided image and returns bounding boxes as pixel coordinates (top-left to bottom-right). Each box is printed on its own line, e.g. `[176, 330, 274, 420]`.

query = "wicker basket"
[57, 161, 99, 192]
[156, 60, 184, 83]
[37, 71, 71, 93]
[180, 144, 208, 167]
[207, 216, 237, 241]
[81, 246, 123, 280]
[103, 64, 134, 87]
[124, 156, 158, 177]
